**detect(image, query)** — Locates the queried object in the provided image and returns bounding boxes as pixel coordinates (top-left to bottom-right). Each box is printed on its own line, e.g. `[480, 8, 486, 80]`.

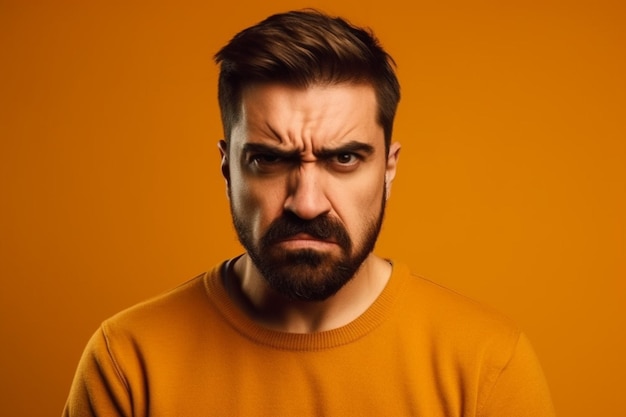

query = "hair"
[214, 9, 400, 152]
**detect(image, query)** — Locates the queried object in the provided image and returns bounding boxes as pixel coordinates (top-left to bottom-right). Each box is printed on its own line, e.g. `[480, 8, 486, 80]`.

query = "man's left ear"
[385, 142, 401, 199]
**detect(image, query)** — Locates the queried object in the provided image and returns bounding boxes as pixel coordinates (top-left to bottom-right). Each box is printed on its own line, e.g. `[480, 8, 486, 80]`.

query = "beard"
[230, 192, 386, 302]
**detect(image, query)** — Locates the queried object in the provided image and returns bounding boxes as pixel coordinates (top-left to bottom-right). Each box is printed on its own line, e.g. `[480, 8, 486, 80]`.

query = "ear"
[384, 142, 401, 199]
[218, 140, 230, 193]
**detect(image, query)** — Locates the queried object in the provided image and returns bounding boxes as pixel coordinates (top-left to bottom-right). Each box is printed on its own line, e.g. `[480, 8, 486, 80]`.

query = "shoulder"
[395, 262, 518, 329]
[390, 261, 521, 361]
[389, 262, 534, 408]
[101, 264, 225, 342]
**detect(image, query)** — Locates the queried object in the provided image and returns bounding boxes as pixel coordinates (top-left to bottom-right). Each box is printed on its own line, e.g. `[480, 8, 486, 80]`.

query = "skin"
[219, 82, 401, 333]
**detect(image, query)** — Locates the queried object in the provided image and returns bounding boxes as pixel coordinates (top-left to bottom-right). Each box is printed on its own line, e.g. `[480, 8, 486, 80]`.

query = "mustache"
[261, 212, 352, 250]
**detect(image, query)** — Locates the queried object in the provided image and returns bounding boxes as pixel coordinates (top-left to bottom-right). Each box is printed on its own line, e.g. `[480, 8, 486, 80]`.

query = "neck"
[226, 253, 392, 333]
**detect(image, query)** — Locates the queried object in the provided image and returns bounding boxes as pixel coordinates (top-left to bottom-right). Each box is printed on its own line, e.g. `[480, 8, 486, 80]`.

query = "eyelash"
[248, 152, 363, 172]
[250, 154, 282, 165]
[333, 153, 359, 165]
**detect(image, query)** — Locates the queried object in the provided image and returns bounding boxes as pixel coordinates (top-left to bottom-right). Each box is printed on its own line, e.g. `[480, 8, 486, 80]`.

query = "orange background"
[1, 0, 624, 415]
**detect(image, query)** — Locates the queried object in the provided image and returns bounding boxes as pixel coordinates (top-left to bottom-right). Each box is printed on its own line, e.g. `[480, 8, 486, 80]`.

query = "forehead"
[231, 82, 383, 150]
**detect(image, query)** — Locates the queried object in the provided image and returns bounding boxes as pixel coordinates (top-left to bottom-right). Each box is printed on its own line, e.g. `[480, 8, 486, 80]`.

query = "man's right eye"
[248, 154, 290, 174]
[251, 154, 282, 165]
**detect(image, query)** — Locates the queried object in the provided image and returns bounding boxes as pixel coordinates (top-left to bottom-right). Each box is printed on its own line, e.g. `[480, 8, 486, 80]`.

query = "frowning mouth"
[259, 212, 351, 254]
[274, 233, 338, 249]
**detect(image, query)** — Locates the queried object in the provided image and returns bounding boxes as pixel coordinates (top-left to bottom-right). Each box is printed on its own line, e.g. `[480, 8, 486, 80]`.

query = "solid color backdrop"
[1, 0, 624, 415]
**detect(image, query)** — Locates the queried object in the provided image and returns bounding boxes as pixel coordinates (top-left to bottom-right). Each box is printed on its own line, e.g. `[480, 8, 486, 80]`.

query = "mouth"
[275, 233, 338, 249]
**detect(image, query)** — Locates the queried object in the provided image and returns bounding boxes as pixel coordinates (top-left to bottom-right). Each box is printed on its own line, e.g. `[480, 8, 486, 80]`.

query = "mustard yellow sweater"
[63, 261, 555, 416]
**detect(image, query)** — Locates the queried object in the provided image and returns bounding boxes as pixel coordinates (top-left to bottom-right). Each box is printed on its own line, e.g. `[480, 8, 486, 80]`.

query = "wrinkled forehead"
[232, 82, 383, 152]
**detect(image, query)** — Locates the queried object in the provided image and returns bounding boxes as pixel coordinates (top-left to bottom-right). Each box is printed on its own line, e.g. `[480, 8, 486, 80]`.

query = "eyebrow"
[241, 143, 300, 159]
[241, 141, 375, 159]
[316, 141, 375, 159]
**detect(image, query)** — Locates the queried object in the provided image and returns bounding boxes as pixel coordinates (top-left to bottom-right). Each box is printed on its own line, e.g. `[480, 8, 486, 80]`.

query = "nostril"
[284, 190, 331, 220]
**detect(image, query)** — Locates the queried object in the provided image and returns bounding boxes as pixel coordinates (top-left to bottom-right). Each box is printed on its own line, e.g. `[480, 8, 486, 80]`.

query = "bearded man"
[64, 9, 555, 417]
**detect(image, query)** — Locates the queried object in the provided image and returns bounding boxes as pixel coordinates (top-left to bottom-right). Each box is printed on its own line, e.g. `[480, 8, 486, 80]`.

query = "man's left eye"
[335, 153, 358, 165]
[328, 153, 361, 172]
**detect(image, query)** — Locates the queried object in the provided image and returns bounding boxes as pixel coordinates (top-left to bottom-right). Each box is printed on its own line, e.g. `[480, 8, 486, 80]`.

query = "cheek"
[230, 177, 286, 236]
[330, 176, 385, 233]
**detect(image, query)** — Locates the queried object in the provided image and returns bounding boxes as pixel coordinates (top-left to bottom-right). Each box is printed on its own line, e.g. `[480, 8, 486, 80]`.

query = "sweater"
[63, 260, 555, 416]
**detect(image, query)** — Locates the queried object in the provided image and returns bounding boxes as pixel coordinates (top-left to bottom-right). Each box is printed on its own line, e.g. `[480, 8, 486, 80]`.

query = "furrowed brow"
[241, 143, 300, 159]
[315, 141, 375, 159]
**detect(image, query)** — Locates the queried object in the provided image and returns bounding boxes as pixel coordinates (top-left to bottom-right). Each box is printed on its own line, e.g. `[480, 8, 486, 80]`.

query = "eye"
[251, 154, 282, 165]
[328, 153, 361, 172]
[336, 153, 357, 164]
[248, 153, 290, 174]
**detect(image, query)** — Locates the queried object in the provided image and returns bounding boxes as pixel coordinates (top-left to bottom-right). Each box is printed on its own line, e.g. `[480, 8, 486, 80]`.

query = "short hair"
[214, 9, 400, 152]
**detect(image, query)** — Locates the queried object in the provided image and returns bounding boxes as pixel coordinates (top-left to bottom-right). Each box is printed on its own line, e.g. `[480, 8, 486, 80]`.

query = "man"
[64, 9, 555, 416]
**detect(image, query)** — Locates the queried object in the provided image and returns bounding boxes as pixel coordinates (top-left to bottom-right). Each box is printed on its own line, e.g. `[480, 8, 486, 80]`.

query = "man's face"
[220, 83, 400, 301]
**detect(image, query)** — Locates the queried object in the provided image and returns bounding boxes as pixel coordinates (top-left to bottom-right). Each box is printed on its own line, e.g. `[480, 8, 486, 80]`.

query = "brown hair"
[214, 9, 400, 151]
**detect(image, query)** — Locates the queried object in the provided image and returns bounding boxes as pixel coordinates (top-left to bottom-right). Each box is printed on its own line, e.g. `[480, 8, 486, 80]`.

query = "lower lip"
[276, 238, 337, 250]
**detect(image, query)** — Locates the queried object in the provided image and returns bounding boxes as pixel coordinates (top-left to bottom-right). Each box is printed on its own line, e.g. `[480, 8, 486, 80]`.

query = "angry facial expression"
[220, 83, 400, 301]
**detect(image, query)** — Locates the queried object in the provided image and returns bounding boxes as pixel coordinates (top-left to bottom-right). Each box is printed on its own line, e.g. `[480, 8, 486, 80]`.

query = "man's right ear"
[218, 140, 230, 189]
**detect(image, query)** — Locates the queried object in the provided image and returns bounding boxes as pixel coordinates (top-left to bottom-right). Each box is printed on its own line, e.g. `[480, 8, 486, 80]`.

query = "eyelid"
[327, 152, 360, 162]
[249, 153, 281, 163]
[242, 142, 373, 173]
[317, 142, 374, 160]
[245, 148, 297, 174]
[320, 153, 361, 173]
[243, 144, 298, 161]
[243, 141, 373, 159]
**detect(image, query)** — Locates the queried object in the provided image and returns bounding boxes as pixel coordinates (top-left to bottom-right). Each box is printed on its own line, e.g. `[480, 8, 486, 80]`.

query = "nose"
[283, 163, 332, 220]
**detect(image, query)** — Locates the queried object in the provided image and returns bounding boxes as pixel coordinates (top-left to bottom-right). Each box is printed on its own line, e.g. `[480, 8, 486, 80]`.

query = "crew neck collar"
[203, 257, 408, 351]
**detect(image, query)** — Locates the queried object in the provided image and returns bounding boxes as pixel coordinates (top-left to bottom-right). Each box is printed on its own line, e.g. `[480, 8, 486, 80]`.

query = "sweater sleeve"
[479, 332, 556, 417]
[62, 326, 132, 417]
